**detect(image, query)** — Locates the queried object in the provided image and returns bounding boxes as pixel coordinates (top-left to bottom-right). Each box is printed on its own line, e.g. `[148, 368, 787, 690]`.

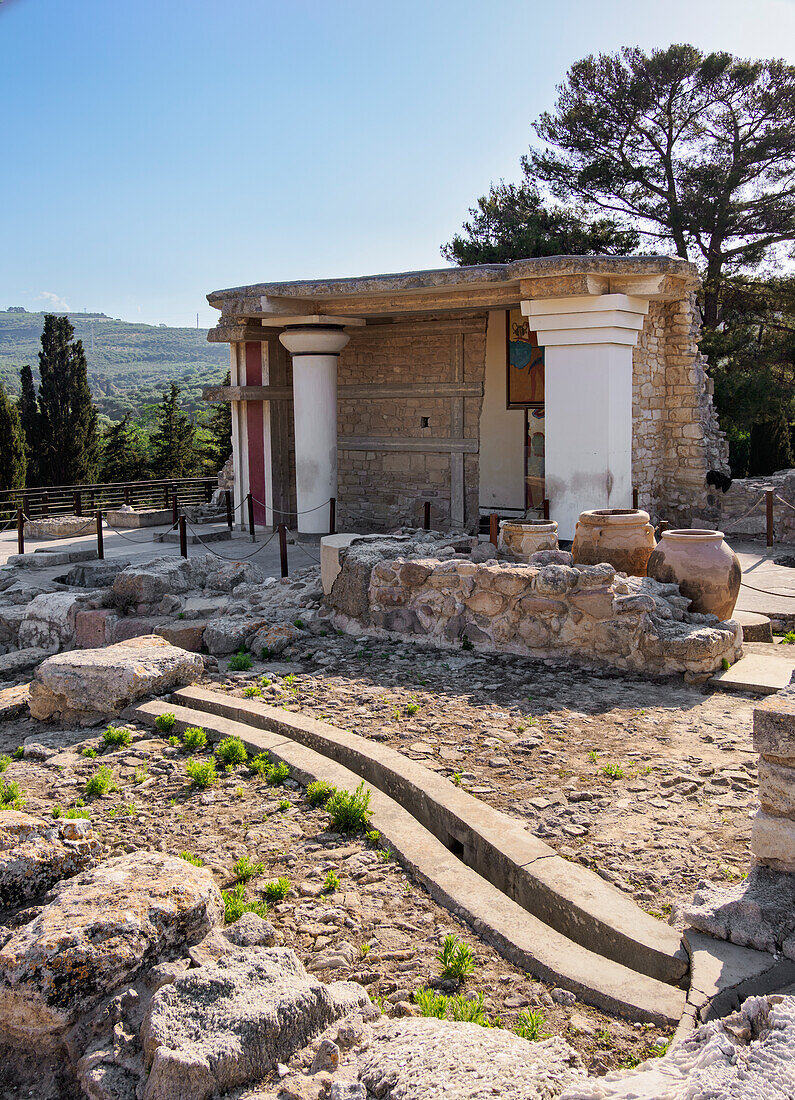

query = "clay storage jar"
[498, 520, 558, 562]
[646, 529, 741, 621]
[571, 509, 656, 577]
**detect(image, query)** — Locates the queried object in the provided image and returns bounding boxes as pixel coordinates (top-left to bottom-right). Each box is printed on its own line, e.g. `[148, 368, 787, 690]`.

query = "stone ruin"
[324, 535, 742, 679]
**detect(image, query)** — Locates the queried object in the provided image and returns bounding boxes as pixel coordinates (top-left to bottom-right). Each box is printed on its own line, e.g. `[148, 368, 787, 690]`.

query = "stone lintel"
[202, 386, 292, 403]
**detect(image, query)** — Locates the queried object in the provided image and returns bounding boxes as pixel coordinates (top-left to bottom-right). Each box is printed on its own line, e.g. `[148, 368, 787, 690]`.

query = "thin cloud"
[37, 291, 70, 311]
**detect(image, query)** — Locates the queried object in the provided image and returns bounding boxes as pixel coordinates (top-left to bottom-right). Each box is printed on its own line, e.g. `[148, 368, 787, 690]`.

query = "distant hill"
[0, 310, 228, 422]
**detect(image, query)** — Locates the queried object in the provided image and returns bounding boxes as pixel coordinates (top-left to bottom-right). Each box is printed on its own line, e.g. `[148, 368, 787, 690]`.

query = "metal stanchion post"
[17, 509, 24, 556]
[542, 498, 550, 521]
[278, 524, 288, 578]
[632, 487, 639, 510]
[247, 493, 256, 543]
[74, 490, 82, 516]
[424, 501, 431, 530]
[329, 497, 336, 535]
[96, 511, 104, 560]
[489, 512, 499, 547]
[179, 515, 188, 558]
[225, 490, 233, 531]
[172, 494, 178, 527]
[767, 488, 775, 547]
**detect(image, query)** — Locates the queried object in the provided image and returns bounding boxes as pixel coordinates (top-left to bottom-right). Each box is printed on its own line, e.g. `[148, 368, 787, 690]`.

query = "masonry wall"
[336, 314, 488, 532]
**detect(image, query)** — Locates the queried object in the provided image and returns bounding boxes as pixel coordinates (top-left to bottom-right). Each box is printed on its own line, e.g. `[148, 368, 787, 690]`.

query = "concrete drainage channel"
[133, 688, 687, 1026]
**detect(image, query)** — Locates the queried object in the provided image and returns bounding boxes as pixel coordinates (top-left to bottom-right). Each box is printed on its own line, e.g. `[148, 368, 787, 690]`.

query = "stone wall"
[632, 294, 729, 527]
[752, 689, 795, 872]
[715, 470, 795, 544]
[336, 315, 488, 533]
[328, 541, 741, 677]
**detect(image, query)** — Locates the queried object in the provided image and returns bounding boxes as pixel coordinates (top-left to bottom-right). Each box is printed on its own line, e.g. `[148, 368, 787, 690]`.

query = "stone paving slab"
[710, 645, 795, 695]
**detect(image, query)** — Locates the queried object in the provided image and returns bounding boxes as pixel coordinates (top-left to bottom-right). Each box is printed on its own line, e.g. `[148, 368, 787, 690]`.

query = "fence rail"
[0, 477, 217, 523]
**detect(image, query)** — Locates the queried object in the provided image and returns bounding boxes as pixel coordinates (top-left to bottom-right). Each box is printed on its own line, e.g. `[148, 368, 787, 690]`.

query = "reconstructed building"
[205, 256, 727, 541]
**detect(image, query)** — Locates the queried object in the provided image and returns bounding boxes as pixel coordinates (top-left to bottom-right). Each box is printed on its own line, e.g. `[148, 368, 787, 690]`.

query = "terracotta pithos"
[498, 520, 558, 562]
[571, 509, 656, 577]
[646, 529, 741, 621]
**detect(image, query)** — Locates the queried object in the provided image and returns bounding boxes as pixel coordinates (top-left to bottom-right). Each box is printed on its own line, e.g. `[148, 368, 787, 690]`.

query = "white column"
[522, 294, 649, 541]
[279, 326, 350, 535]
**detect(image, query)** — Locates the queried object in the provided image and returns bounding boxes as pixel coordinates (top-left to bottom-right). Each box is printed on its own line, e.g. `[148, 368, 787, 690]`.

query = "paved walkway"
[731, 540, 795, 621]
[0, 520, 321, 581]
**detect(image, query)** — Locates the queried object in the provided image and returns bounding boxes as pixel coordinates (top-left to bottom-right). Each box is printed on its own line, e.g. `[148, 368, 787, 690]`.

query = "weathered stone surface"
[64, 560, 131, 588]
[560, 994, 795, 1099]
[754, 688, 795, 762]
[17, 592, 89, 651]
[752, 811, 795, 873]
[759, 758, 795, 820]
[140, 948, 369, 1100]
[358, 1017, 583, 1099]
[0, 850, 222, 1046]
[249, 622, 302, 657]
[202, 616, 267, 656]
[28, 635, 203, 722]
[23, 515, 96, 540]
[75, 608, 119, 649]
[154, 620, 209, 652]
[188, 912, 277, 967]
[112, 558, 195, 607]
[683, 864, 795, 957]
[0, 810, 100, 910]
[0, 646, 49, 680]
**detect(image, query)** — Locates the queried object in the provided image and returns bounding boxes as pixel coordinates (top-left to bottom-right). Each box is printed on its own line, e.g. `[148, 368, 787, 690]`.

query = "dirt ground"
[0, 623, 762, 1081]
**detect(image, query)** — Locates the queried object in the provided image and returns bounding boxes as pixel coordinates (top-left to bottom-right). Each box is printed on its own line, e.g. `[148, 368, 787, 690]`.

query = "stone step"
[131, 696, 687, 1026]
[733, 610, 773, 643]
[7, 548, 98, 568]
[155, 528, 232, 545]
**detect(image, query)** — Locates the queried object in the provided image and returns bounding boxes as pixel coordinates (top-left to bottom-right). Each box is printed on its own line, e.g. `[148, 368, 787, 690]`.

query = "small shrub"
[186, 757, 217, 789]
[228, 650, 253, 671]
[155, 712, 176, 733]
[52, 804, 63, 818]
[259, 676, 272, 687]
[306, 780, 335, 806]
[0, 754, 10, 772]
[265, 761, 289, 786]
[182, 726, 207, 752]
[132, 766, 148, 784]
[366, 829, 381, 846]
[179, 851, 204, 866]
[325, 782, 372, 833]
[414, 987, 448, 1018]
[216, 736, 247, 766]
[249, 752, 271, 776]
[377, 848, 392, 863]
[294, 618, 305, 629]
[168, 735, 180, 747]
[103, 726, 131, 748]
[222, 882, 269, 923]
[323, 869, 340, 893]
[436, 933, 475, 982]
[780, 631, 795, 645]
[405, 701, 420, 717]
[451, 772, 463, 787]
[461, 634, 473, 651]
[262, 876, 292, 902]
[233, 855, 265, 882]
[243, 685, 262, 698]
[0, 779, 26, 810]
[85, 766, 117, 798]
[601, 762, 625, 780]
[448, 991, 487, 1024]
[82, 747, 97, 758]
[721, 657, 732, 670]
[65, 807, 90, 820]
[12, 746, 23, 760]
[515, 1009, 549, 1041]
[277, 798, 291, 811]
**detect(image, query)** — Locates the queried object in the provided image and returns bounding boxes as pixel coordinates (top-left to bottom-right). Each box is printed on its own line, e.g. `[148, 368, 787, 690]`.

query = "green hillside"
[0, 309, 228, 421]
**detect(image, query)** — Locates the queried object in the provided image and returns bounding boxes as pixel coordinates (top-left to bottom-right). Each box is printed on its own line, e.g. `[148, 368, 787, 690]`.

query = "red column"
[244, 342, 267, 524]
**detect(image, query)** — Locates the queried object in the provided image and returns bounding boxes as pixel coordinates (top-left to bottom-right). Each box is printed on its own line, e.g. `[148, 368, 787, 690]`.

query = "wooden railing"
[0, 477, 217, 524]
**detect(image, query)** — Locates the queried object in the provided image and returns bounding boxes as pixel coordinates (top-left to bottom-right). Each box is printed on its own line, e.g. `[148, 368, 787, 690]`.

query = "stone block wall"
[752, 690, 795, 872]
[715, 470, 795, 544]
[632, 294, 729, 526]
[329, 541, 741, 677]
[336, 315, 487, 532]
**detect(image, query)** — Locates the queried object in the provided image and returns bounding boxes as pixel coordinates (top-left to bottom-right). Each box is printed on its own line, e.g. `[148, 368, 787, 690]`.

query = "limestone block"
[0, 850, 223, 1046]
[28, 635, 203, 722]
[140, 949, 369, 1100]
[110, 617, 158, 644]
[75, 608, 119, 648]
[23, 515, 95, 540]
[0, 810, 100, 909]
[17, 592, 86, 651]
[112, 558, 195, 608]
[202, 616, 267, 656]
[359, 1018, 582, 1100]
[248, 622, 302, 658]
[759, 758, 795, 820]
[321, 534, 359, 595]
[463, 589, 506, 617]
[569, 588, 615, 621]
[752, 811, 795, 872]
[155, 620, 209, 653]
[0, 647, 49, 681]
[754, 690, 795, 762]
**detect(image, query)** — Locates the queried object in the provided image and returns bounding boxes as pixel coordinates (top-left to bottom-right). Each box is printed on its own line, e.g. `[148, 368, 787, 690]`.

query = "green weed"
[325, 782, 372, 833]
[233, 855, 265, 882]
[222, 882, 269, 923]
[228, 650, 253, 671]
[414, 987, 449, 1018]
[179, 851, 204, 866]
[243, 685, 262, 698]
[216, 736, 247, 766]
[0, 755, 10, 773]
[85, 766, 118, 798]
[103, 726, 131, 748]
[601, 762, 625, 780]
[323, 869, 340, 893]
[262, 876, 292, 902]
[186, 757, 217, 789]
[436, 934, 475, 982]
[82, 747, 97, 758]
[448, 992, 487, 1024]
[515, 1009, 549, 1041]
[155, 713, 176, 733]
[0, 779, 26, 810]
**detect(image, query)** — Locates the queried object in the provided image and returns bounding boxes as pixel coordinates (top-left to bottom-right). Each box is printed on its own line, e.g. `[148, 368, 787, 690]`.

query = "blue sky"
[2, 0, 795, 327]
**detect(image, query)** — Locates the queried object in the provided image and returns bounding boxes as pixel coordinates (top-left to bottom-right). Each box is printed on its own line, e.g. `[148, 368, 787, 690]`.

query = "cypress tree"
[18, 364, 39, 486]
[150, 383, 199, 478]
[37, 315, 100, 485]
[207, 370, 233, 470]
[0, 386, 27, 493]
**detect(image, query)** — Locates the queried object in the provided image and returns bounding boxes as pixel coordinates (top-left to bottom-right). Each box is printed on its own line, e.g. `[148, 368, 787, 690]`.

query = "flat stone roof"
[208, 255, 696, 308]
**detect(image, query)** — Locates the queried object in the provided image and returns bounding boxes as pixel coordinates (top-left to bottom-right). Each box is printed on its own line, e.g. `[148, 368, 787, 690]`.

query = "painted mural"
[507, 307, 544, 408]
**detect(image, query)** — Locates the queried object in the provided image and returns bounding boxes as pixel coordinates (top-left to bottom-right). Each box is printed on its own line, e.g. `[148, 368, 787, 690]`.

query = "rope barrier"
[740, 579, 795, 599]
[101, 516, 180, 546]
[250, 495, 331, 518]
[291, 539, 321, 565]
[183, 518, 279, 562]
[775, 494, 795, 514]
[725, 494, 767, 524]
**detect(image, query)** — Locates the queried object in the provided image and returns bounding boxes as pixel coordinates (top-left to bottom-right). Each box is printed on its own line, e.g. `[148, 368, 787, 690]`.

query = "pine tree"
[0, 386, 27, 493]
[207, 370, 233, 471]
[150, 383, 200, 478]
[18, 364, 39, 486]
[100, 415, 149, 483]
[37, 315, 100, 485]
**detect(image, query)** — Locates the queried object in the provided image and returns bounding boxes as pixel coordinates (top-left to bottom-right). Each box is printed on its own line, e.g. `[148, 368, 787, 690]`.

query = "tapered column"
[522, 294, 649, 541]
[278, 325, 350, 535]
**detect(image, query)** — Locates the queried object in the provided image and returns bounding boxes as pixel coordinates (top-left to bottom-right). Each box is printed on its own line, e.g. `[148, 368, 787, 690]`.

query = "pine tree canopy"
[37, 315, 100, 486]
[18, 364, 39, 487]
[150, 382, 201, 478]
